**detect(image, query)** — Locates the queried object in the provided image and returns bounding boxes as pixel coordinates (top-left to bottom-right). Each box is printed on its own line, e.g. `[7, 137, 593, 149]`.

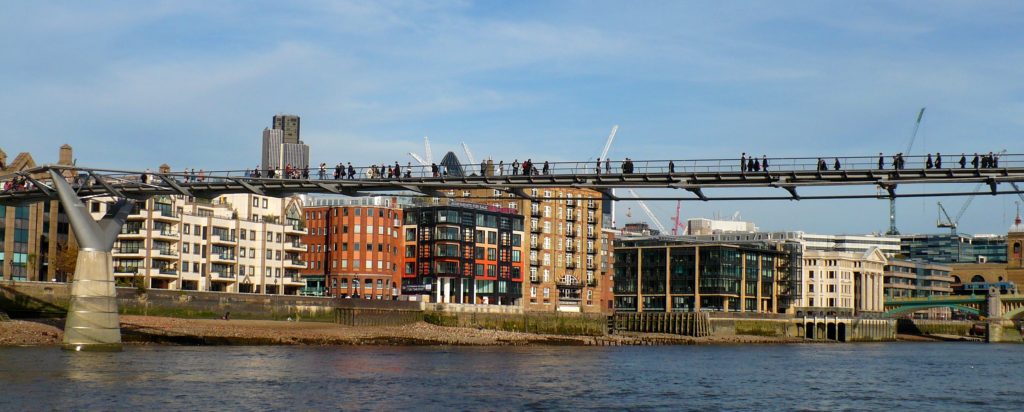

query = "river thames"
[1, 343, 1021, 411]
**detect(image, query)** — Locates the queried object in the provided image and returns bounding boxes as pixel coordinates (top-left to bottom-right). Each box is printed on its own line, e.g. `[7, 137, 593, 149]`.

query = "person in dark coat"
[959, 153, 967, 169]
[878, 153, 885, 170]
[668, 160, 675, 173]
[833, 158, 841, 170]
[740, 153, 747, 173]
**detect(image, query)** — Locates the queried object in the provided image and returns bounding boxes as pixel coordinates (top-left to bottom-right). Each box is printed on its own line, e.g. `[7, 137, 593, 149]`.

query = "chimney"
[59, 144, 73, 165]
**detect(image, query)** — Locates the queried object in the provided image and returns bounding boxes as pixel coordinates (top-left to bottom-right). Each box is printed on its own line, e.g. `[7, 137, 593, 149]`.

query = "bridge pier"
[49, 170, 135, 352]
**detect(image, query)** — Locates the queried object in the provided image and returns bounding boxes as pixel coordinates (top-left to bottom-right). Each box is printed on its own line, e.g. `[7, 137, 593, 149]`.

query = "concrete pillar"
[63, 250, 122, 351]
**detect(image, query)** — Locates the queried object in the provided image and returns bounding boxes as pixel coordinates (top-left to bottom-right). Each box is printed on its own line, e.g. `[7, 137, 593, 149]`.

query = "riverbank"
[1, 316, 808, 346]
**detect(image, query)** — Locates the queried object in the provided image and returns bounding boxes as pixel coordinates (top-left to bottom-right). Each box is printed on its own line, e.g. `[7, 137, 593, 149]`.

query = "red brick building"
[301, 199, 403, 299]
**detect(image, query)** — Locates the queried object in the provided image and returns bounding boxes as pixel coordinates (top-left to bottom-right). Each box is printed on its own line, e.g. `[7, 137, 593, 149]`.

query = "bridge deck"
[3, 155, 1024, 204]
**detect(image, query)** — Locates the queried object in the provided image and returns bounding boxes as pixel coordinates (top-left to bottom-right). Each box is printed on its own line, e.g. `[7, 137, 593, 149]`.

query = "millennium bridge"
[4, 153, 1024, 350]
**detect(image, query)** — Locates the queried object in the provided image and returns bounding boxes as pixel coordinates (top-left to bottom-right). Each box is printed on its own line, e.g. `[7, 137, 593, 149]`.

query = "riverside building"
[0, 145, 75, 282]
[400, 203, 525, 305]
[459, 187, 607, 313]
[799, 249, 887, 315]
[94, 192, 307, 294]
[300, 196, 404, 299]
[612, 237, 795, 313]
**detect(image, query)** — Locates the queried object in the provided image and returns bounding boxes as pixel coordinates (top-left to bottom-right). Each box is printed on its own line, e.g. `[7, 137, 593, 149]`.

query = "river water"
[1, 343, 1021, 411]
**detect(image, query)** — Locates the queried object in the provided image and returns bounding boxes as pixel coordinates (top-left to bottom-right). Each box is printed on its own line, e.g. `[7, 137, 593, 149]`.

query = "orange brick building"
[301, 199, 403, 299]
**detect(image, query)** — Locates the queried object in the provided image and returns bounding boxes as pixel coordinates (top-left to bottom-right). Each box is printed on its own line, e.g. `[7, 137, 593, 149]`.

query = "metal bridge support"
[49, 170, 135, 351]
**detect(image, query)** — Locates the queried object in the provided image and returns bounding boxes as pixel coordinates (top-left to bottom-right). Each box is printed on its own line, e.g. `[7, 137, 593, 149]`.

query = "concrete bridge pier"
[49, 170, 135, 351]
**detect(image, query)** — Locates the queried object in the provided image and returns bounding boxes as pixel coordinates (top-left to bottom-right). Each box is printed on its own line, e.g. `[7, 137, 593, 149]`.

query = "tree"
[54, 241, 78, 283]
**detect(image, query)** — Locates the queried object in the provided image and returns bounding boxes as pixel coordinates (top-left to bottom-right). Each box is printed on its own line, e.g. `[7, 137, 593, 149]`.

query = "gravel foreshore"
[0, 316, 806, 347]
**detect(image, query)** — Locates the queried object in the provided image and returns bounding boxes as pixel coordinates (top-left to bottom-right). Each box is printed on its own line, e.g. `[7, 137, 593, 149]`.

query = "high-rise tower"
[261, 114, 309, 172]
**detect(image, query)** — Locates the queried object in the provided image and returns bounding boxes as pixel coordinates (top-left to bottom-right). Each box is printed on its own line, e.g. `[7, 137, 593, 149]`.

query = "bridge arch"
[1005, 306, 1024, 320]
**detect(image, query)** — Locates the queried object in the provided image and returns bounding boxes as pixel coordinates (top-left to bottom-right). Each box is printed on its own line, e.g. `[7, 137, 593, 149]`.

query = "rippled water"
[1, 343, 1021, 411]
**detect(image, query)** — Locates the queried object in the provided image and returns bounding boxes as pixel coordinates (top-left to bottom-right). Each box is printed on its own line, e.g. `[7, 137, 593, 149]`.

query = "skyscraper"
[261, 114, 309, 172]
[272, 114, 301, 144]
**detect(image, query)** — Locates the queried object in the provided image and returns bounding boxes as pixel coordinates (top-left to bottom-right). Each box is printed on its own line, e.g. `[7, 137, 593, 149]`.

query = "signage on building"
[449, 201, 517, 215]
[403, 284, 433, 293]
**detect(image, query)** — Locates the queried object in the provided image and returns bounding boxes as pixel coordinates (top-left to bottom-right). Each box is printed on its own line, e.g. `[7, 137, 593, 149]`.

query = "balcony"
[586, 202, 598, 210]
[152, 209, 178, 222]
[113, 246, 143, 256]
[530, 210, 542, 218]
[566, 231, 577, 238]
[530, 276, 541, 284]
[529, 259, 540, 267]
[152, 249, 179, 260]
[284, 276, 305, 285]
[114, 266, 140, 274]
[565, 199, 576, 207]
[530, 226, 542, 234]
[119, 228, 146, 238]
[556, 277, 582, 289]
[566, 262, 577, 270]
[212, 253, 236, 263]
[530, 243, 542, 251]
[284, 240, 305, 252]
[587, 217, 596, 224]
[285, 223, 305, 235]
[152, 268, 178, 277]
[152, 229, 179, 240]
[285, 259, 306, 268]
[566, 213, 577, 222]
[565, 244, 576, 253]
[586, 279, 598, 287]
[211, 272, 236, 281]
[212, 234, 237, 245]
[587, 232, 596, 239]
[586, 248, 596, 255]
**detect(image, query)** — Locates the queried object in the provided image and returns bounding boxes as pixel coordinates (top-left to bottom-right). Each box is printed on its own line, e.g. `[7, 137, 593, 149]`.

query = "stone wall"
[897, 319, 975, 337]
[425, 311, 606, 336]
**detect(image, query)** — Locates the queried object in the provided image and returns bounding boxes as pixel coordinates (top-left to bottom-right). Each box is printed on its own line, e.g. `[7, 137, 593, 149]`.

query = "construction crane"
[934, 149, 1016, 234]
[628, 189, 668, 233]
[408, 136, 433, 166]
[669, 200, 687, 235]
[592, 125, 619, 227]
[461, 142, 478, 167]
[598, 125, 618, 162]
[887, 107, 926, 235]
[936, 202, 958, 234]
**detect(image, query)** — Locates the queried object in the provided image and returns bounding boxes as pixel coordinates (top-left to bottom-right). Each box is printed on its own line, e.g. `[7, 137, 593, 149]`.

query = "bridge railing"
[2, 153, 1023, 193]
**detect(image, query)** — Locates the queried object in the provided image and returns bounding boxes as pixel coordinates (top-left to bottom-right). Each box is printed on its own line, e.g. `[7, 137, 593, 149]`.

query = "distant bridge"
[884, 294, 1024, 319]
[3, 154, 1024, 204]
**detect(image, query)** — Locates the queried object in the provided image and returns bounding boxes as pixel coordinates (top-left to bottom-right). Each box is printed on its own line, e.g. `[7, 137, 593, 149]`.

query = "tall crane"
[935, 149, 1016, 234]
[461, 142, 478, 167]
[408, 136, 433, 166]
[595, 125, 619, 227]
[887, 107, 926, 235]
[669, 200, 687, 235]
[628, 189, 668, 233]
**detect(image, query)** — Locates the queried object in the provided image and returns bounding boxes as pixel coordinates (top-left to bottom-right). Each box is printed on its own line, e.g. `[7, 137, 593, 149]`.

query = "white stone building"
[90, 193, 307, 294]
[802, 248, 887, 314]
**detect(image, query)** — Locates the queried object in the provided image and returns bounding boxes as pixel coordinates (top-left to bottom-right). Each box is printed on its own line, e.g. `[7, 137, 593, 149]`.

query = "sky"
[2, 1, 1024, 235]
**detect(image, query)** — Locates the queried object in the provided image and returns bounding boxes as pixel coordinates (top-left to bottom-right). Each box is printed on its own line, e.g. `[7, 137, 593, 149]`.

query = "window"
[543, 288, 550, 299]
[530, 287, 537, 298]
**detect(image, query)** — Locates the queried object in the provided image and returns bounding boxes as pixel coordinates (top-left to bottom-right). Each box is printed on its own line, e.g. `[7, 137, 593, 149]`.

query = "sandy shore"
[1, 316, 807, 347]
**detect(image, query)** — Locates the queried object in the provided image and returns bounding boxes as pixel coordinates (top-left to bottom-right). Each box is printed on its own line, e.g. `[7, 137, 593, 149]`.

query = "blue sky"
[2, 1, 1023, 235]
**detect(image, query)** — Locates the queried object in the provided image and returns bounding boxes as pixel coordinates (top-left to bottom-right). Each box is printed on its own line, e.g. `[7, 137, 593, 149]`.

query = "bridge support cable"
[48, 170, 135, 352]
[156, 174, 192, 196]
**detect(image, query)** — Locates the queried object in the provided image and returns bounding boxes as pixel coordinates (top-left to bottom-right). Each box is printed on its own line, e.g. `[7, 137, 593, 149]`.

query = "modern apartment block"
[612, 237, 792, 313]
[687, 231, 901, 258]
[261, 114, 309, 171]
[300, 196, 404, 299]
[400, 204, 525, 305]
[458, 187, 607, 313]
[800, 249, 887, 315]
[883, 260, 954, 299]
[0, 145, 75, 282]
[94, 193, 307, 294]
